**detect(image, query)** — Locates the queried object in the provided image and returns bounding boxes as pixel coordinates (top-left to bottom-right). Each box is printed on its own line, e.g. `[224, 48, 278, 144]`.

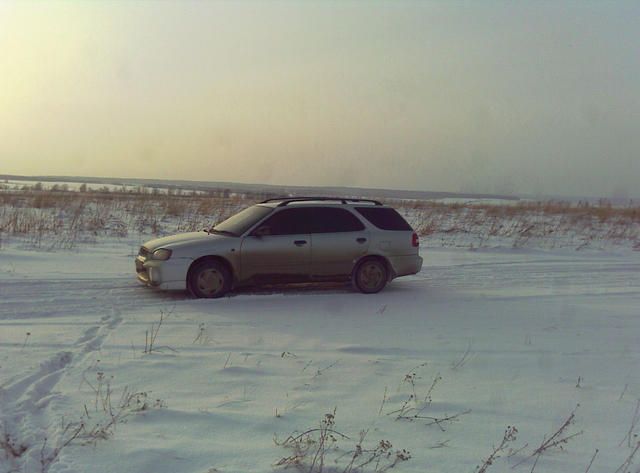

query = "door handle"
[356, 237, 367, 244]
[294, 240, 307, 246]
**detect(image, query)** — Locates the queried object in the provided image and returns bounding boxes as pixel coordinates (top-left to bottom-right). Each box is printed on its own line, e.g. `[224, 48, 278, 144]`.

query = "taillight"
[412, 232, 419, 247]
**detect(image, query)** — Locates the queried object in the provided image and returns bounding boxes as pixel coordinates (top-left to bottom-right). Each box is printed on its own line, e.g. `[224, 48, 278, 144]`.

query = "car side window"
[257, 208, 315, 235]
[310, 208, 365, 233]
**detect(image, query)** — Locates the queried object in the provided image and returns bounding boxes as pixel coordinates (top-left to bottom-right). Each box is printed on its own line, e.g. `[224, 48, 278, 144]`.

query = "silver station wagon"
[135, 197, 423, 298]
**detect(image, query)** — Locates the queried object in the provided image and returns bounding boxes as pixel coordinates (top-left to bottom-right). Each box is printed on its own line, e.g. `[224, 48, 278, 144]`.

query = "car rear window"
[354, 207, 412, 231]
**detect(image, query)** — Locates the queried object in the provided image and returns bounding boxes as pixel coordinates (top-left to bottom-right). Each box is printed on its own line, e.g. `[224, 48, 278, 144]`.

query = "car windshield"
[211, 205, 273, 236]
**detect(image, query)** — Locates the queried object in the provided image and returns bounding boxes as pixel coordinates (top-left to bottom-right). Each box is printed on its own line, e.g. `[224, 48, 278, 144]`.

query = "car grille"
[138, 246, 150, 258]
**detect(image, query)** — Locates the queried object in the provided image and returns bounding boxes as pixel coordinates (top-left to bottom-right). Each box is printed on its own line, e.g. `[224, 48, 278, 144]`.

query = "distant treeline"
[0, 174, 519, 203]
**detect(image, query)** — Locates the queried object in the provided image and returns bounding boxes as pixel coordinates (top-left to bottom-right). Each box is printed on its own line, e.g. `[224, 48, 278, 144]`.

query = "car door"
[239, 207, 313, 282]
[309, 207, 370, 277]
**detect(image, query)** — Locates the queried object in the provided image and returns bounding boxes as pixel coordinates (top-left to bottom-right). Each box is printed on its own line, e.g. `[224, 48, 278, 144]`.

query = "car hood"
[142, 231, 231, 251]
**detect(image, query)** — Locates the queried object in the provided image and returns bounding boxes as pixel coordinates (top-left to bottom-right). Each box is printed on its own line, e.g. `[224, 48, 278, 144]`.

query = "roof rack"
[260, 196, 383, 207]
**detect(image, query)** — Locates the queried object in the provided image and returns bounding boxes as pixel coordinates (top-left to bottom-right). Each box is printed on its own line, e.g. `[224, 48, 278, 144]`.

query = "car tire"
[353, 257, 388, 294]
[188, 260, 232, 298]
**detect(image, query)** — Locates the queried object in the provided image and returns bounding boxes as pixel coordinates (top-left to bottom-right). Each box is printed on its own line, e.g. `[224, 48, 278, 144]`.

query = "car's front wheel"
[188, 260, 231, 298]
[353, 257, 388, 294]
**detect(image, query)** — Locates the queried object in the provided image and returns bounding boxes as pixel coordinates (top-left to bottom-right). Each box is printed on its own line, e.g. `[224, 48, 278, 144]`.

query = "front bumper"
[135, 255, 190, 290]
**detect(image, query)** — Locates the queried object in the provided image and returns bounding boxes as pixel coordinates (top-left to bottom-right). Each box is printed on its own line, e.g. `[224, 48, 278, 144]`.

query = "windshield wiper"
[208, 228, 237, 237]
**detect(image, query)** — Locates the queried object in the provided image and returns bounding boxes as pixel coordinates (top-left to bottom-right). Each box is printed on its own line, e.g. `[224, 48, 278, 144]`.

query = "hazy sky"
[1, 1, 638, 197]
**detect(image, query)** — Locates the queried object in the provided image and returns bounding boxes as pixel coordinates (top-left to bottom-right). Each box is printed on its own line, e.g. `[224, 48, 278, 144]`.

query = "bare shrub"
[39, 422, 85, 472]
[79, 382, 164, 444]
[619, 398, 640, 448]
[511, 405, 583, 471]
[614, 441, 640, 473]
[143, 309, 176, 354]
[274, 409, 411, 472]
[476, 425, 519, 473]
[0, 424, 28, 461]
[386, 367, 470, 431]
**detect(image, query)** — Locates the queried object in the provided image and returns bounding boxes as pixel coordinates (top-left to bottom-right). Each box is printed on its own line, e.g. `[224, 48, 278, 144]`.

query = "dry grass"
[392, 198, 640, 249]
[0, 189, 255, 249]
[395, 199, 640, 226]
[1, 187, 639, 250]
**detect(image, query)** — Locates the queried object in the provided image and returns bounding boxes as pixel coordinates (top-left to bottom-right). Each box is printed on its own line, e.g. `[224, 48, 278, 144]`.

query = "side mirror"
[252, 226, 271, 237]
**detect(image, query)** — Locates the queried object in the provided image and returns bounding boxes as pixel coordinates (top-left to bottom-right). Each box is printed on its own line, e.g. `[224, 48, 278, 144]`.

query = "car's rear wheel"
[188, 260, 231, 298]
[353, 257, 388, 294]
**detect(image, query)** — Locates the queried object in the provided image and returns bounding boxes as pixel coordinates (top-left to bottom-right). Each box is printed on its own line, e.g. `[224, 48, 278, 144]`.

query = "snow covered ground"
[1, 238, 639, 473]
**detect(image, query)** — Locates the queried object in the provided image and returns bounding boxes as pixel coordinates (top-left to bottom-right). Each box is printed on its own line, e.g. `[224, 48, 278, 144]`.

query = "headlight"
[151, 248, 172, 260]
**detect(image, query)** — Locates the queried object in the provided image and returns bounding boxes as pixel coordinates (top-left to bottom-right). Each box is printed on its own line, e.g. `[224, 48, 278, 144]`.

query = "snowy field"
[1, 235, 639, 473]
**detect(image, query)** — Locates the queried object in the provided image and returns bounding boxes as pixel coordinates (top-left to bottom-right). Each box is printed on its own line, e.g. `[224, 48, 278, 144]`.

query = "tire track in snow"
[0, 278, 186, 321]
[0, 290, 123, 473]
